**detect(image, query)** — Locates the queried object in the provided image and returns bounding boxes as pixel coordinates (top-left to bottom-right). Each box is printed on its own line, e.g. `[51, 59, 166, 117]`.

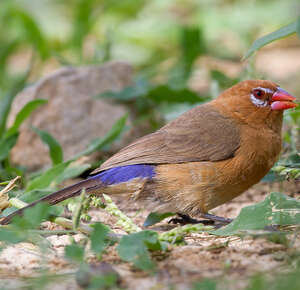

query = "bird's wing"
[92, 103, 240, 174]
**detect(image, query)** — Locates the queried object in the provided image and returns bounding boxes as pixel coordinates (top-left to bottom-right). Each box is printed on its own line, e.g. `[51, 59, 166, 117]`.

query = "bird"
[0, 80, 297, 225]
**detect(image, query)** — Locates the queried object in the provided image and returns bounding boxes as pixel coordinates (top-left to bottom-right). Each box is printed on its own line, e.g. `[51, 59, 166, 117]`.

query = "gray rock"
[8, 61, 132, 170]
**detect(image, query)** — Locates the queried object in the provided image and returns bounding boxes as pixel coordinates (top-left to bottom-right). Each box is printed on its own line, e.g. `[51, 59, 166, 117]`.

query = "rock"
[8, 61, 132, 170]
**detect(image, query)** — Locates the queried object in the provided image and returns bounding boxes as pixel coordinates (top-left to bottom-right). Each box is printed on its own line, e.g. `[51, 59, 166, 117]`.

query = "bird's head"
[215, 80, 298, 130]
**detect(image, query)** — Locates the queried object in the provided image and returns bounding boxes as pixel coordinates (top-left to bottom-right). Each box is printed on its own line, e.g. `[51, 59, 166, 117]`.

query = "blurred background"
[0, 2, 299, 287]
[0, 0, 299, 180]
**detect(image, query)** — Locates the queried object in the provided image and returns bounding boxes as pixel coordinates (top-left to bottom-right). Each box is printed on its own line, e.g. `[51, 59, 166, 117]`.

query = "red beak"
[271, 88, 298, 110]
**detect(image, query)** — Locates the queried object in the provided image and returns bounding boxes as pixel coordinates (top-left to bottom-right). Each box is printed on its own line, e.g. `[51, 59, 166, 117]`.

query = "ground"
[0, 179, 299, 290]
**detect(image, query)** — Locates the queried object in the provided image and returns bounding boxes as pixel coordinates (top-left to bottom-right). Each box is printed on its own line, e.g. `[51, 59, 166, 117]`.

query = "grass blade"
[243, 21, 297, 60]
[0, 75, 27, 138]
[74, 114, 128, 159]
[32, 127, 63, 165]
[0, 134, 18, 162]
[26, 161, 71, 191]
[11, 8, 49, 59]
[5, 99, 47, 138]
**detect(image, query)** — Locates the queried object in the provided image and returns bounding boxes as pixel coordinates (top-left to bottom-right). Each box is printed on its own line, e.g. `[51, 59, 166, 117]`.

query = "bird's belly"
[147, 154, 277, 215]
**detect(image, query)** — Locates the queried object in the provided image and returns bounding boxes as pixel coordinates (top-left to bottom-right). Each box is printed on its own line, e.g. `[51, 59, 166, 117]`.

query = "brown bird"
[0, 80, 297, 225]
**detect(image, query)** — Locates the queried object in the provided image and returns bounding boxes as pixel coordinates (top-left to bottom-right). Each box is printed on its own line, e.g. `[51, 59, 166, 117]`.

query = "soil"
[0, 180, 299, 290]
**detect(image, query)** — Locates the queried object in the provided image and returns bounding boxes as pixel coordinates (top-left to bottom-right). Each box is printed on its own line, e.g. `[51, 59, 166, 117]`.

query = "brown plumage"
[0, 80, 297, 225]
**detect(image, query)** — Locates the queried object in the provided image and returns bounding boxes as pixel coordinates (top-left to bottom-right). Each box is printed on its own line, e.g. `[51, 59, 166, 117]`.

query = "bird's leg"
[169, 213, 215, 225]
[169, 213, 232, 225]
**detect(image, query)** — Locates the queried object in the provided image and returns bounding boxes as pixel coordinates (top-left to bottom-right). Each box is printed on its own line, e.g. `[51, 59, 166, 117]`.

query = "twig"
[0, 176, 20, 212]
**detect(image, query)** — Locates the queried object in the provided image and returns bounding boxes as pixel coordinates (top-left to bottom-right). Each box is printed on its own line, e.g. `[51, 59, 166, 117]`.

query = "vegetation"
[0, 0, 299, 289]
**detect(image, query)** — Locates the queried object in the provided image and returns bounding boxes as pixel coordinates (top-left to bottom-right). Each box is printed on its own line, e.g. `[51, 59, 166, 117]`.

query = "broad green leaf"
[26, 161, 71, 191]
[32, 127, 63, 165]
[11, 202, 51, 229]
[0, 228, 24, 244]
[65, 243, 85, 263]
[213, 192, 300, 236]
[90, 222, 110, 255]
[11, 8, 49, 59]
[0, 133, 18, 162]
[193, 279, 217, 290]
[89, 275, 118, 290]
[74, 114, 127, 158]
[117, 230, 158, 271]
[244, 21, 297, 59]
[5, 99, 47, 138]
[147, 85, 206, 104]
[296, 16, 300, 39]
[143, 212, 175, 227]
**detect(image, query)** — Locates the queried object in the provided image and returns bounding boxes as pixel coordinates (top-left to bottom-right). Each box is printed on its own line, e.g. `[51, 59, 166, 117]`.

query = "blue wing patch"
[92, 164, 156, 185]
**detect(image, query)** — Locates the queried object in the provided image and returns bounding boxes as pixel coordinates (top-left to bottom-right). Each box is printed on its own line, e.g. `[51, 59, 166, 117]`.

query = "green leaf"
[98, 78, 150, 101]
[0, 133, 18, 162]
[180, 26, 206, 78]
[11, 8, 49, 59]
[213, 192, 300, 236]
[5, 99, 47, 138]
[244, 21, 297, 59]
[210, 70, 239, 89]
[296, 17, 300, 40]
[65, 243, 85, 263]
[0, 228, 24, 244]
[90, 223, 110, 255]
[105, 0, 147, 19]
[193, 279, 217, 290]
[74, 114, 127, 158]
[117, 230, 158, 271]
[20, 188, 54, 203]
[147, 85, 206, 104]
[0, 40, 19, 73]
[71, 0, 97, 51]
[32, 127, 63, 165]
[26, 161, 71, 191]
[11, 202, 51, 229]
[54, 162, 91, 185]
[143, 212, 175, 227]
[0, 75, 27, 138]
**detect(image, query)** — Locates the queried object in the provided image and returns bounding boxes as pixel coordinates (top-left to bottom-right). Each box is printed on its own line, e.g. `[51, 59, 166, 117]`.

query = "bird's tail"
[0, 177, 103, 225]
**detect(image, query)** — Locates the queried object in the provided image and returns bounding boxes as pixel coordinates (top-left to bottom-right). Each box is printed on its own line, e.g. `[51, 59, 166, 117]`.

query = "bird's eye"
[252, 89, 265, 99]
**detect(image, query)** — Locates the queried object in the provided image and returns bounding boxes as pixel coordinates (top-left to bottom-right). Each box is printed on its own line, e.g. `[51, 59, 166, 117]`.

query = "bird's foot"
[168, 213, 215, 225]
[168, 213, 232, 226]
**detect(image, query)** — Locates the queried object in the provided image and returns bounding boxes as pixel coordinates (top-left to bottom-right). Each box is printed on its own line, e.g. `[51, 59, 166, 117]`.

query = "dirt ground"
[0, 179, 299, 290]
